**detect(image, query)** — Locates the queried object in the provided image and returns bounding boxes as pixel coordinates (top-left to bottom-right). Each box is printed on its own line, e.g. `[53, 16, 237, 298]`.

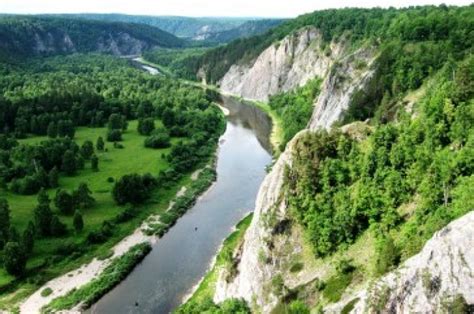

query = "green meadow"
[0, 120, 190, 308]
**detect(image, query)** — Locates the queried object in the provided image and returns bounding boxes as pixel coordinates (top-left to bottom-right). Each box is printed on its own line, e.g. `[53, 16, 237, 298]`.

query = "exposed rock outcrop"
[327, 211, 474, 313]
[219, 27, 344, 101]
[213, 27, 377, 312]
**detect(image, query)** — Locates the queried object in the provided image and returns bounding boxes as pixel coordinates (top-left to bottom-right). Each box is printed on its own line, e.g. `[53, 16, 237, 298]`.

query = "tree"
[3, 241, 27, 276]
[144, 129, 170, 149]
[54, 189, 74, 215]
[73, 210, 84, 233]
[8, 226, 20, 243]
[73, 183, 95, 209]
[34, 190, 53, 236]
[50, 215, 67, 236]
[138, 118, 155, 136]
[112, 173, 157, 205]
[108, 113, 124, 130]
[91, 155, 99, 171]
[62, 149, 77, 175]
[106, 129, 122, 142]
[22, 221, 35, 255]
[0, 198, 10, 248]
[47, 122, 57, 138]
[48, 167, 59, 188]
[96, 136, 105, 151]
[80, 140, 94, 159]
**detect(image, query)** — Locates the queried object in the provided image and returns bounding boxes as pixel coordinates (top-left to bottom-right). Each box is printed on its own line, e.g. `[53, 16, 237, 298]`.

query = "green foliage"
[54, 190, 74, 215]
[0, 15, 184, 60]
[44, 242, 152, 311]
[287, 300, 310, 314]
[0, 198, 10, 248]
[269, 78, 321, 149]
[22, 221, 35, 255]
[40, 287, 53, 297]
[73, 210, 84, 233]
[3, 242, 27, 276]
[144, 128, 171, 149]
[373, 233, 400, 276]
[182, 5, 473, 84]
[112, 173, 157, 205]
[176, 297, 251, 314]
[137, 118, 155, 136]
[285, 55, 474, 261]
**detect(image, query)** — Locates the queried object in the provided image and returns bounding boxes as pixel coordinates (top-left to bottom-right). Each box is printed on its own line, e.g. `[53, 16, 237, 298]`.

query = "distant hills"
[0, 15, 185, 60]
[40, 14, 285, 43]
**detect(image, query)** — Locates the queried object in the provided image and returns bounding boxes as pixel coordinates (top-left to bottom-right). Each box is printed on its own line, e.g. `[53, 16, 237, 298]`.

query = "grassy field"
[0, 120, 193, 309]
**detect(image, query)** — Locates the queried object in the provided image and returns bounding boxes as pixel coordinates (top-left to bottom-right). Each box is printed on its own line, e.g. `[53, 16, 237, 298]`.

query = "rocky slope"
[327, 212, 474, 313]
[219, 27, 341, 102]
[213, 26, 377, 312]
[212, 22, 473, 313]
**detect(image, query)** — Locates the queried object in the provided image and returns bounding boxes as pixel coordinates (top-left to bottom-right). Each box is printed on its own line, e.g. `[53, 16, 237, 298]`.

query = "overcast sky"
[0, 0, 472, 18]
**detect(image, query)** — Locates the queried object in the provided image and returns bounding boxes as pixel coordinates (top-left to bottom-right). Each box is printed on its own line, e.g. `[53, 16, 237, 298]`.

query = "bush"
[106, 129, 122, 142]
[112, 173, 157, 205]
[144, 131, 170, 149]
[41, 287, 53, 297]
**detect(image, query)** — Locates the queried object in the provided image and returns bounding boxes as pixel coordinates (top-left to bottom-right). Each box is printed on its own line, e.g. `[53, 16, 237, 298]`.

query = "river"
[88, 95, 272, 313]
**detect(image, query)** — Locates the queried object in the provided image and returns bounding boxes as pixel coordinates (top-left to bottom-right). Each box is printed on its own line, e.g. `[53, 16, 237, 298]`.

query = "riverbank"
[18, 163, 219, 313]
[134, 56, 282, 155]
[177, 213, 253, 311]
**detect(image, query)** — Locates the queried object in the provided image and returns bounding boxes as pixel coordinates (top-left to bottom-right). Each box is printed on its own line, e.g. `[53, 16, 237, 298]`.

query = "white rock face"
[214, 132, 296, 312]
[213, 27, 377, 313]
[219, 27, 341, 101]
[309, 48, 376, 130]
[327, 211, 474, 313]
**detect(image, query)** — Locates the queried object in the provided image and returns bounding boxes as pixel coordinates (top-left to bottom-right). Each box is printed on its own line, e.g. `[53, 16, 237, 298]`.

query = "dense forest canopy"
[0, 54, 224, 288]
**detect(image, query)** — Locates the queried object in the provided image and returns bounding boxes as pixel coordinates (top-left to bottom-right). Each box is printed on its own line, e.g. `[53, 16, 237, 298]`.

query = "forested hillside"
[46, 14, 258, 40]
[176, 5, 474, 313]
[173, 5, 473, 83]
[0, 54, 224, 309]
[0, 16, 185, 60]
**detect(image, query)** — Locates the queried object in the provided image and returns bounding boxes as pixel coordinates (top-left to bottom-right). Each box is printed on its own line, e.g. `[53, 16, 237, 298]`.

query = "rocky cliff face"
[219, 27, 345, 101]
[30, 31, 153, 56]
[327, 212, 474, 313]
[213, 27, 377, 312]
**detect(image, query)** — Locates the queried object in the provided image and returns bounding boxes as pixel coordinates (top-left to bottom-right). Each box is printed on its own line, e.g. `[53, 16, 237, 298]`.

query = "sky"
[0, 0, 472, 18]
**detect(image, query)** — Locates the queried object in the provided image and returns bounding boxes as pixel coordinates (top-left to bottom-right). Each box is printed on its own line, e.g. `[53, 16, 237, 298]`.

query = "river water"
[89, 96, 272, 313]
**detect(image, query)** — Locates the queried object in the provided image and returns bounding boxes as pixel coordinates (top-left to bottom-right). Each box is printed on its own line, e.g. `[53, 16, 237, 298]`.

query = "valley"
[0, 3, 473, 314]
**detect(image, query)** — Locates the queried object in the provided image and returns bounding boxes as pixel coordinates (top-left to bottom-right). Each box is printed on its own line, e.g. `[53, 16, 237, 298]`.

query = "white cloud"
[0, 0, 471, 17]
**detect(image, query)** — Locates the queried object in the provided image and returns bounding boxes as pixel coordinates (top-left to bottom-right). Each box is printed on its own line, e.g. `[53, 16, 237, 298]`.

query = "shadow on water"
[88, 95, 272, 314]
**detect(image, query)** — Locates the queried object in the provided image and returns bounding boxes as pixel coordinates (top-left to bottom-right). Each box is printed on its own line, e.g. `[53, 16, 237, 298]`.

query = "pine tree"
[73, 183, 95, 209]
[48, 167, 59, 188]
[62, 150, 77, 175]
[0, 198, 10, 249]
[47, 121, 57, 138]
[96, 136, 105, 151]
[91, 154, 99, 171]
[73, 210, 84, 233]
[3, 241, 27, 276]
[22, 221, 35, 255]
[80, 140, 94, 160]
[54, 189, 74, 215]
[34, 190, 53, 236]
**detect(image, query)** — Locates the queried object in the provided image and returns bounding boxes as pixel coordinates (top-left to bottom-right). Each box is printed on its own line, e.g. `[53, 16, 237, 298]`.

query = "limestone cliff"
[213, 27, 377, 312]
[327, 212, 474, 313]
[219, 27, 345, 102]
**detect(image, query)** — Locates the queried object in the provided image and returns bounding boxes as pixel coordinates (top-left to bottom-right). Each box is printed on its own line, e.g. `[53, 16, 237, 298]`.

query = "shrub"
[106, 129, 122, 142]
[41, 287, 53, 297]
